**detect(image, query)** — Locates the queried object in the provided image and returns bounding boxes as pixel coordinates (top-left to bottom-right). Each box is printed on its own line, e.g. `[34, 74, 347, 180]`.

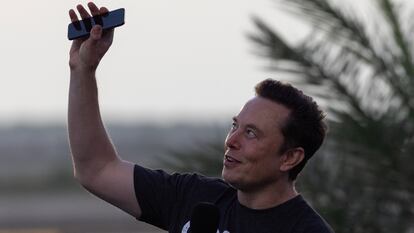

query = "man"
[68, 2, 333, 233]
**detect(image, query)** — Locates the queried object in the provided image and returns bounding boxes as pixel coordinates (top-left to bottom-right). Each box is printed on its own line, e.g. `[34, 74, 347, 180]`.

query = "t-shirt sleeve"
[133, 164, 227, 230]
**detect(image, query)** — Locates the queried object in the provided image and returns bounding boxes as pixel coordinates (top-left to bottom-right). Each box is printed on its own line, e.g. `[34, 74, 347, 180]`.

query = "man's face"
[222, 96, 291, 191]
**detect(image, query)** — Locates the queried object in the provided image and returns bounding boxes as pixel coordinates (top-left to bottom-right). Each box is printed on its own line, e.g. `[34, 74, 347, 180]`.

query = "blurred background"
[1, 0, 414, 232]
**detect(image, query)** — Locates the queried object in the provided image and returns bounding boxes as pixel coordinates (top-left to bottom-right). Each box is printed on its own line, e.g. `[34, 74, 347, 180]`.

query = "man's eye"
[246, 129, 256, 138]
[231, 122, 238, 130]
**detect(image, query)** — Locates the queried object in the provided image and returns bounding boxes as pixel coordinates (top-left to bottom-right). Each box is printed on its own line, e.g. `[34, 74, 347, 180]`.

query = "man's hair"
[255, 79, 327, 180]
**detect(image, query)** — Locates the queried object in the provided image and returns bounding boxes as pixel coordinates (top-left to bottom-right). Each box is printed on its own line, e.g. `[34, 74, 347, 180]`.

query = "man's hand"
[69, 2, 114, 72]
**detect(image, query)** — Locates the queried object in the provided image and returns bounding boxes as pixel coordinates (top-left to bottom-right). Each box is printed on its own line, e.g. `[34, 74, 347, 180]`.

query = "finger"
[89, 25, 103, 41]
[87, 2, 100, 16]
[77, 4, 91, 19]
[100, 7, 109, 14]
[69, 9, 84, 46]
[69, 9, 79, 22]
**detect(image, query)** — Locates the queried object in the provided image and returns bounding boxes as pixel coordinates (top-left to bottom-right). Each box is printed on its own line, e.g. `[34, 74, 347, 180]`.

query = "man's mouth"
[224, 155, 241, 163]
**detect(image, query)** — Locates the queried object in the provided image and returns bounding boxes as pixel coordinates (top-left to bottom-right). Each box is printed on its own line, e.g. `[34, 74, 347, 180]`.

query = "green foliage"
[0, 165, 80, 194]
[157, 126, 227, 177]
[159, 140, 225, 177]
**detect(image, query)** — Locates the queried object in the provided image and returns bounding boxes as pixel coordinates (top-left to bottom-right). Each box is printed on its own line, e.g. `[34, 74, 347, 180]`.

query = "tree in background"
[161, 0, 414, 232]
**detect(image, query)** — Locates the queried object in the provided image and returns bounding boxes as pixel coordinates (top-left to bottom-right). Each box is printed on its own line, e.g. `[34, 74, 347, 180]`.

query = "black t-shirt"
[134, 165, 334, 233]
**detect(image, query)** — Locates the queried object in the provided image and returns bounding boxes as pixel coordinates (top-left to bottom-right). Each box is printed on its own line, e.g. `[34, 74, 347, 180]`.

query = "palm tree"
[249, 0, 414, 232]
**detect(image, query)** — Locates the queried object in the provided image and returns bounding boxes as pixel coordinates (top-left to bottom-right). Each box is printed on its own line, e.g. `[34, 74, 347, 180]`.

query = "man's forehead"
[236, 96, 290, 127]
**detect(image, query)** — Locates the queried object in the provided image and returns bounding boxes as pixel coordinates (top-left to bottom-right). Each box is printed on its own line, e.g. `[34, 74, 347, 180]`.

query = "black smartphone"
[67, 8, 125, 40]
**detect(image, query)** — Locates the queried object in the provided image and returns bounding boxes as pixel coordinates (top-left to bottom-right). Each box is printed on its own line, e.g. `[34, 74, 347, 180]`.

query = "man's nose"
[225, 129, 241, 150]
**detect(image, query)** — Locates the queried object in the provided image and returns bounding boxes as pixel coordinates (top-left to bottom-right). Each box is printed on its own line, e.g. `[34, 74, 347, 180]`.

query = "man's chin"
[222, 171, 241, 189]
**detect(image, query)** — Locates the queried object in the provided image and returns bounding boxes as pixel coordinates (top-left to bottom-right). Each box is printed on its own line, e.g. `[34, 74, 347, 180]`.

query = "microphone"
[189, 202, 220, 233]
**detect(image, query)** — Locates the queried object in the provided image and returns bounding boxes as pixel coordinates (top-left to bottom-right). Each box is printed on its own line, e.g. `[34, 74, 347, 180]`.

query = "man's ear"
[279, 148, 305, 172]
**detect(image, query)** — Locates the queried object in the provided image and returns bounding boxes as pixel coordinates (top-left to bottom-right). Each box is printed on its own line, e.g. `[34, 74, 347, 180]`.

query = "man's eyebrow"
[232, 116, 264, 136]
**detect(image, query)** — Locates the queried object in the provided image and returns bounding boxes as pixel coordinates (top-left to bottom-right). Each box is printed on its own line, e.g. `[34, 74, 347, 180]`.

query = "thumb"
[90, 25, 103, 41]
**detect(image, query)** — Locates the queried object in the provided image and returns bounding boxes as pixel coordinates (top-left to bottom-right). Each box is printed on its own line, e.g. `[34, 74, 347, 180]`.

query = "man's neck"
[237, 180, 298, 210]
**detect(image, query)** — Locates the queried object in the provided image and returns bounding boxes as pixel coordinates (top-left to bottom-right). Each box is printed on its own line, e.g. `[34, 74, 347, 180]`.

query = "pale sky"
[0, 0, 379, 125]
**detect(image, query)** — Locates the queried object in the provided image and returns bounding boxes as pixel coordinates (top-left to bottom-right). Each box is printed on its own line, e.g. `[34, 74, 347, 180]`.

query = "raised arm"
[67, 2, 141, 218]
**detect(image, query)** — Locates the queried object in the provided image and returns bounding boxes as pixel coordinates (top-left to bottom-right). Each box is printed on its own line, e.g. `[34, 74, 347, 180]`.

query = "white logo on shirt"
[181, 221, 230, 233]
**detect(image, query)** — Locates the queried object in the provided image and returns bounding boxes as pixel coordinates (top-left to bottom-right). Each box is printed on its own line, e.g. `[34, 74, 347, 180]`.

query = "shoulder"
[299, 214, 334, 233]
[291, 196, 334, 233]
[284, 195, 333, 233]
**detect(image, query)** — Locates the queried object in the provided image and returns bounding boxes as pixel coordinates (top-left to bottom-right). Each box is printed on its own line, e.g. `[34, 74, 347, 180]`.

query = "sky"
[0, 0, 371, 125]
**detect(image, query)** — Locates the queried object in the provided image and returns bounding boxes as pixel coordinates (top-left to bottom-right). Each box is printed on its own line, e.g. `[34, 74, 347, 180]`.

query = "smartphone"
[67, 8, 125, 40]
